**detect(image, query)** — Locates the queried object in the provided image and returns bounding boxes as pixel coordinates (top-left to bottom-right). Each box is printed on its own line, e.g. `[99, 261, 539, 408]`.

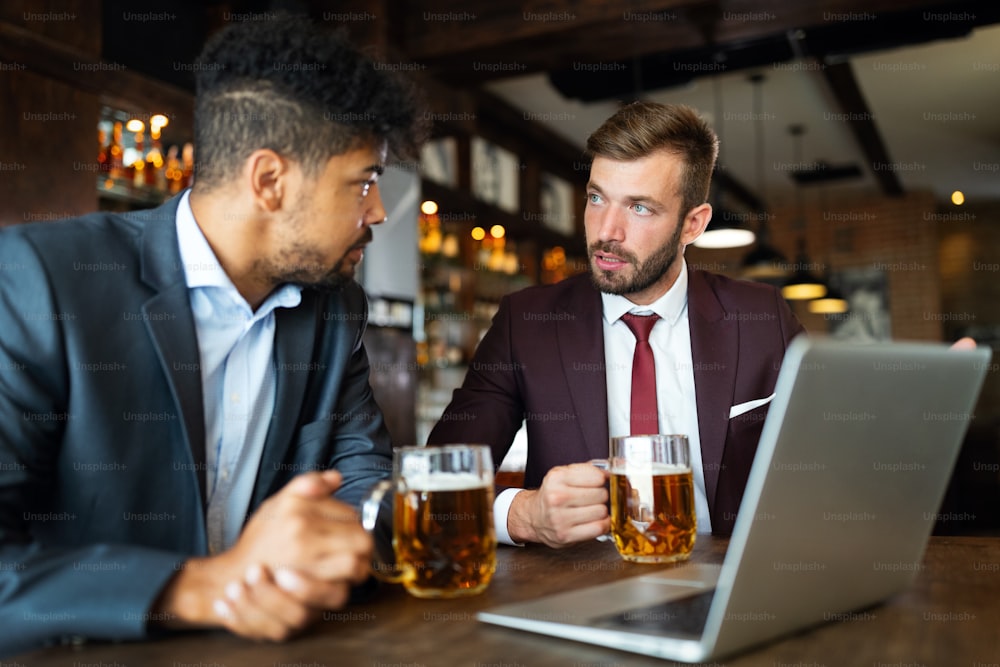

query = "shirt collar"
[601, 260, 689, 327]
[175, 190, 302, 313]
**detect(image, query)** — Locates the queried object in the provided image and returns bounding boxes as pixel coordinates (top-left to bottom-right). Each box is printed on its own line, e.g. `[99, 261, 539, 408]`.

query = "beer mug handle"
[588, 459, 614, 543]
[361, 479, 405, 583]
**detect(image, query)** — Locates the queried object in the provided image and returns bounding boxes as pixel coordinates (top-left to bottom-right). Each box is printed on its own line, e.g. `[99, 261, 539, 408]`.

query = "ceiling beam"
[821, 61, 904, 196]
[401, 0, 955, 84]
[399, 0, 689, 60]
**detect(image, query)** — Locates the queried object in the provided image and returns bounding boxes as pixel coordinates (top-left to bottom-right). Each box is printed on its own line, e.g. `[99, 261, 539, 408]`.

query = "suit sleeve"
[427, 294, 526, 471]
[0, 232, 185, 657]
[323, 290, 394, 510]
[774, 284, 807, 346]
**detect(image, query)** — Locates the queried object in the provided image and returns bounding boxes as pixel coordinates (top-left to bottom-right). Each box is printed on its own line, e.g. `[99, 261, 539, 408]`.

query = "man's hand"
[153, 470, 372, 641]
[951, 337, 977, 351]
[507, 463, 610, 548]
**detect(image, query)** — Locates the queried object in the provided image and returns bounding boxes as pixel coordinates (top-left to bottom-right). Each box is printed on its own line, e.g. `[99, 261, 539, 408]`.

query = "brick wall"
[687, 190, 944, 341]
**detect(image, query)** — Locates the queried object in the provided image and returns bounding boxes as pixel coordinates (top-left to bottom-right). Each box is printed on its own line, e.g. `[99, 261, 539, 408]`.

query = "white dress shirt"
[494, 261, 712, 545]
[175, 191, 303, 553]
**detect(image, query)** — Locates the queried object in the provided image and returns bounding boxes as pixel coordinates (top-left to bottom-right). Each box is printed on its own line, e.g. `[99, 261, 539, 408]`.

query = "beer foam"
[403, 471, 488, 492]
[611, 462, 691, 476]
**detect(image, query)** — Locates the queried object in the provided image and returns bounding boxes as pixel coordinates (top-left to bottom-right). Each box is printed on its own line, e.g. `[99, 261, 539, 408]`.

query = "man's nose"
[364, 182, 387, 226]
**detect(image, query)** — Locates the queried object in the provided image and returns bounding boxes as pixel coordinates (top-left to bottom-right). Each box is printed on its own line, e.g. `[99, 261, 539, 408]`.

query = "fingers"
[557, 462, 611, 487]
[506, 465, 612, 548]
[304, 524, 374, 583]
[213, 564, 317, 642]
[543, 465, 609, 508]
[284, 470, 343, 498]
[233, 485, 373, 586]
[548, 517, 611, 546]
[272, 567, 352, 609]
[950, 337, 977, 351]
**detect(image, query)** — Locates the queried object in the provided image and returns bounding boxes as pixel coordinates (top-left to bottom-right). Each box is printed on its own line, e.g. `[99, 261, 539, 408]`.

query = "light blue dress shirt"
[174, 191, 303, 553]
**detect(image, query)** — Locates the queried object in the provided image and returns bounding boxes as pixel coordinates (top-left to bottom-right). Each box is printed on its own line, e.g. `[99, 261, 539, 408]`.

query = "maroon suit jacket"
[428, 268, 805, 535]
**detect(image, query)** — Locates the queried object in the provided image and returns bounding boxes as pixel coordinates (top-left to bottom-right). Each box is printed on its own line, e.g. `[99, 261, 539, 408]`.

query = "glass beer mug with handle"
[594, 434, 697, 563]
[361, 444, 497, 598]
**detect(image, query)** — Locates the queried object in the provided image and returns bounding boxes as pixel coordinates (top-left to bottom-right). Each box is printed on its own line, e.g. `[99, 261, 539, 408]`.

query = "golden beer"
[610, 463, 696, 563]
[393, 473, 496, 598]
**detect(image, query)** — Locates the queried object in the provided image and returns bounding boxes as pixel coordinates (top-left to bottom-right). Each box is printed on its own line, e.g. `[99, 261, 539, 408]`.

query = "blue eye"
[588, 193, 602, 204]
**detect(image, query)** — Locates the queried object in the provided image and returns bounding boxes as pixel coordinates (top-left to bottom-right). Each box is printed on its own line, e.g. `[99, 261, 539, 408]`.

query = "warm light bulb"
[420, 200, 439, 215]
[442, 234, 459, 258]
[471, 226, 486, 241]
[951, 190, 965, 206]
[490, 224, 505, 239]
[150, 114, 168, 129]
[693, 228, 756, 249]
[809, 297, 849, 314]
[125, 119, 144, 132]
[781, 282, 827, 300]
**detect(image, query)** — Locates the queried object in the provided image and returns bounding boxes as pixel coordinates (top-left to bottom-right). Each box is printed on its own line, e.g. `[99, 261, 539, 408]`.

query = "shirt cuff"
[494, 487, 525, 547]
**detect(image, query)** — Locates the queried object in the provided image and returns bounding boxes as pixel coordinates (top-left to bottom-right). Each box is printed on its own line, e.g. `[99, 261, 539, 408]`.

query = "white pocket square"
[729, 393, 776, 419]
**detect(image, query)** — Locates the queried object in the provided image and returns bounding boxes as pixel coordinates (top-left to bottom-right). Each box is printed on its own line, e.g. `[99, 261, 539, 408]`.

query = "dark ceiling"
[98, 0, 1000, 207]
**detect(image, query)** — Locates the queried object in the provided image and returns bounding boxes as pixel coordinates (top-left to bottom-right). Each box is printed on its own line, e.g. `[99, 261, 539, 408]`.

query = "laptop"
[478, 336, 991, 662]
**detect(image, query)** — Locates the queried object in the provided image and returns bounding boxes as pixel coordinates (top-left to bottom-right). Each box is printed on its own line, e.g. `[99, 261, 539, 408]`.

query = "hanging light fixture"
[740, 73, 789, 282]
[779, 124, 846, 313]
[809, 283, 849, 314]
[781, 239, 827, 300]
[694, 68, 755, 249]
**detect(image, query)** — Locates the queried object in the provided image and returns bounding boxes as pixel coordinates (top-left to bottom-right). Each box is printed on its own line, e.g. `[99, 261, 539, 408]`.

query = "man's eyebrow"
[587, 182, 666, 208]
[626, 194, 666, 208]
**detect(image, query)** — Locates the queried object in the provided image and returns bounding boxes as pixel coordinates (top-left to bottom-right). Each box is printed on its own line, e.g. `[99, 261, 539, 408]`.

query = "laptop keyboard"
[592, 589, 715, 638]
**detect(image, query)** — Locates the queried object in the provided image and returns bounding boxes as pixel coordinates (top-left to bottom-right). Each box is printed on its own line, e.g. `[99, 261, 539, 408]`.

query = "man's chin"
[590, 266, 632, 295]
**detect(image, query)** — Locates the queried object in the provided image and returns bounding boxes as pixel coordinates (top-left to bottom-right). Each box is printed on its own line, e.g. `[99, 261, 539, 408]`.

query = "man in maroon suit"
[428, 102, 804, 548]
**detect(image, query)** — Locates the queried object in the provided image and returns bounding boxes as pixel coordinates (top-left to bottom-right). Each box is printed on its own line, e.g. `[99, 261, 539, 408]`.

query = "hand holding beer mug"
[362, 445, 496, 598]
[596, 434, 696, 563]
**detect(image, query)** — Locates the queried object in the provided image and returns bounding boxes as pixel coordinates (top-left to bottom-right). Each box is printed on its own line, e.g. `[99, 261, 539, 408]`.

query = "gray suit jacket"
[428, 270, 804, 535]
[0, 195, 392, 655]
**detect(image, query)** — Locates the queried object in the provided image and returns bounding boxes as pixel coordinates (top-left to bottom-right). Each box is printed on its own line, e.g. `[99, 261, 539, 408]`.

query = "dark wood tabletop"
[14, 536, 1000, 666]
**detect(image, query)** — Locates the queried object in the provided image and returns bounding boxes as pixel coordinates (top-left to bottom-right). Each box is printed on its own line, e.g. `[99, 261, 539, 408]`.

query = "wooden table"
[15, 536, 1000, 666]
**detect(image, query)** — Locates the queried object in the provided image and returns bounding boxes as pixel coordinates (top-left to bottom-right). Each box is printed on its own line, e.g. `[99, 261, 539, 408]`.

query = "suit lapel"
[136, 196, 208, 508]
[250, 291, 318, 508]
[558, 278, 610, 461]
[687, 269, 739, 508]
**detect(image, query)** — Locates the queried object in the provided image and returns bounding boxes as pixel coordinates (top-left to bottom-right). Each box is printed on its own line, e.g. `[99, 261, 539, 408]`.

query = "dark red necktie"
[621, 313, 660, 435]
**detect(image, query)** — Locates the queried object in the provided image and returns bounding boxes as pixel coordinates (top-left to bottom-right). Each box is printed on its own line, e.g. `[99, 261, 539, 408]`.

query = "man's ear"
[681, 203, 713, 246]
[244, 149, 289, 212]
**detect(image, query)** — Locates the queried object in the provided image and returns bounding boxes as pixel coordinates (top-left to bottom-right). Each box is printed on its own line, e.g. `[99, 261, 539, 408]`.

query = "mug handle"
[588, 459, 615, 543]
[361, 479, 406, 583]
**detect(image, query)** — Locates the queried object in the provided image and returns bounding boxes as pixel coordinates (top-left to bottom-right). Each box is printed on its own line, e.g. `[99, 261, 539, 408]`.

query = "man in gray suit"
[0, 16, 423, 654]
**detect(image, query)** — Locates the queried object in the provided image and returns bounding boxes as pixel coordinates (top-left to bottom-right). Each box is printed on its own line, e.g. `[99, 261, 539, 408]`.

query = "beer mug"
[596, 434, 696, 563]
[361, 444, 496, 598]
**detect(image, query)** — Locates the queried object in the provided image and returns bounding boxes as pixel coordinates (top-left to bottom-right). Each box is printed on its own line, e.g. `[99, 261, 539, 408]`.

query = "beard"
[267, 227, 373, 293]
[588, 221, 683, 296]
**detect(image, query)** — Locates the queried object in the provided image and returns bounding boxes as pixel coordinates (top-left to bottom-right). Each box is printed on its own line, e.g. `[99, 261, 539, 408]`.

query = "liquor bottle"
[165, 145, 183, 194]
[132, 130, 145, 188]
[181, 142, 195, 188]
[108, 122, 124, 179]
[145, 129, 165, 191]
[97, 127, 110, 173]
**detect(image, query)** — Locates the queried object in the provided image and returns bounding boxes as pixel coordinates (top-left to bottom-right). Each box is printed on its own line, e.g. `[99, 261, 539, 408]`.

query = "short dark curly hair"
[192, 15, 426, 190]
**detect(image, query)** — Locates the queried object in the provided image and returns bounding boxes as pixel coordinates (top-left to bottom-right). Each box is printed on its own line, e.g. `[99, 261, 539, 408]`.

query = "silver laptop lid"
[703, 336, 990, 657]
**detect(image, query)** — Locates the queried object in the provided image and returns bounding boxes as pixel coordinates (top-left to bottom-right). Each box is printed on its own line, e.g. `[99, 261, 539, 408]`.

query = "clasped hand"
[155, 470, 371, 641]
